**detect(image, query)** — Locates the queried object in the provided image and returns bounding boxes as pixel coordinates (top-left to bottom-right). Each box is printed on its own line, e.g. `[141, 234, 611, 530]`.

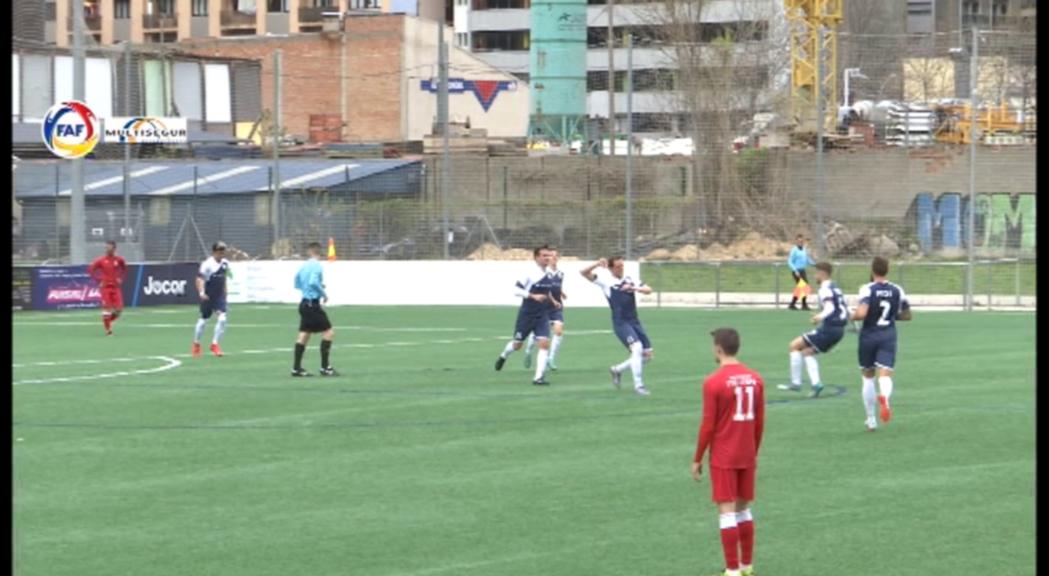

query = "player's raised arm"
[580, 259, 607, 282]
[634, 281, 653, 295]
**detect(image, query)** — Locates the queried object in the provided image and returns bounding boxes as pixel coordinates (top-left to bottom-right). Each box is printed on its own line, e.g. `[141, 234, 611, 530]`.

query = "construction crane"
[784, 0, 842, 134]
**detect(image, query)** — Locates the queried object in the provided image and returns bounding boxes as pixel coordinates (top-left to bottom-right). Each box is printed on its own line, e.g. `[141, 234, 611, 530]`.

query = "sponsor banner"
[419, 78, 517, 112]
[32, 266, 101, 310]
[103, 117, 189, 144]
[129, 263, 199, 307]
[12, 267, 34, 310]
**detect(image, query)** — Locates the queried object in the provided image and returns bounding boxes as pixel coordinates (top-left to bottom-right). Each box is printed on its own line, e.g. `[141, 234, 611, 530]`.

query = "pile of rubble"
[643, 231, 793, 261]
[467, 243, 536, 261]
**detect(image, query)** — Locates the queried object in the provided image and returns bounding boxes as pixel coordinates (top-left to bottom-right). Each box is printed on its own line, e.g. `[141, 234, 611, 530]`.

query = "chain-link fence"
[11, 10, 1036, 306]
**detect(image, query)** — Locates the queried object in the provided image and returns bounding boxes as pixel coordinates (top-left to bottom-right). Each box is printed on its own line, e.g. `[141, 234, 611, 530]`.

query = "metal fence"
[11, 15, 1037, 309]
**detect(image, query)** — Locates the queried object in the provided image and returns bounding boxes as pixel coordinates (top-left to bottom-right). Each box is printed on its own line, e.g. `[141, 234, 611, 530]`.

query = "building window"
[115, 0, 130, 18]
[193, 0, 208, 16]
[472, 0, 528, 10]
[268, 0, 289, 11]
[471, 30, 529, 51]
[149, 0, 175, 15]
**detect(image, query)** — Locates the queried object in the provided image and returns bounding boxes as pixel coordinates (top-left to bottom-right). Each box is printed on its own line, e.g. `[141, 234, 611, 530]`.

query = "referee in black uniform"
[292, 242, 338, 377]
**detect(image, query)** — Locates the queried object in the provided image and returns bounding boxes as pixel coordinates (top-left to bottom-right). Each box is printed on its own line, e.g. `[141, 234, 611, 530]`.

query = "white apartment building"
[453, 0, 784, 135]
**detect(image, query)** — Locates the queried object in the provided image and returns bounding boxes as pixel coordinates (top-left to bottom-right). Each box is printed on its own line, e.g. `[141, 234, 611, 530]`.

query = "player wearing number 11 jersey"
[692, 328, 765, 576]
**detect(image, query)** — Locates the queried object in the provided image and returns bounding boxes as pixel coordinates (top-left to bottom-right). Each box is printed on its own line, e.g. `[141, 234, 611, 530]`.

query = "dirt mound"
[644, 232, 793, 261]
[467, 243, 534, 260]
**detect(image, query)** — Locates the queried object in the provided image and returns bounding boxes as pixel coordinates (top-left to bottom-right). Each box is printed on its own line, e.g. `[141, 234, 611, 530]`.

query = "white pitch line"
[14, 356, 182, 386]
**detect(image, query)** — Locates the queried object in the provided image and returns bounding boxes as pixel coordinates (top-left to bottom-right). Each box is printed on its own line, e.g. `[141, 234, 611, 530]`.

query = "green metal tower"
[529, 0, 588, 147]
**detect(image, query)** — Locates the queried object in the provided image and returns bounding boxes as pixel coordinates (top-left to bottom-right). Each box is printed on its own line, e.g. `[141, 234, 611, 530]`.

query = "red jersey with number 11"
[694, 362, 765, 469]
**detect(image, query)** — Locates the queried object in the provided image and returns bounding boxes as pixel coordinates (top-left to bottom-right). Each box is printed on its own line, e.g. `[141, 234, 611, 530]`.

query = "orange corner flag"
[327, 237, 336, 261]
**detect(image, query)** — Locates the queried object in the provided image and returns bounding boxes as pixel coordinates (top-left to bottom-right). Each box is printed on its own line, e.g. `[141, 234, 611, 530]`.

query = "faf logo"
[104, 117, 189, 144]
[41, 101, 100, 159]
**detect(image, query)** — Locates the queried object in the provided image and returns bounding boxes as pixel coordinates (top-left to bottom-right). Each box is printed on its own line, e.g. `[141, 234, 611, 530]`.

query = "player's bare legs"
[102, 307, 120, 335]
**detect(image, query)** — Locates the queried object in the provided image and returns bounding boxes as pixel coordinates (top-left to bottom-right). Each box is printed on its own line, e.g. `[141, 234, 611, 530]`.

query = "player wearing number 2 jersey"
[850, 256, 911, 431]
[692, 328, 765, 576]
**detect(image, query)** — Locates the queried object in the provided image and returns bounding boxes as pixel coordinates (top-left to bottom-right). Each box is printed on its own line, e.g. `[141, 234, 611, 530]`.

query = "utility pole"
[70, 0, 86, 264]
[966, 26, 978, 311]
[625, 33, 633, 259]
[607, 0, 615, 153]
[438, 23, 451, 259]
[273, 50, 283, 253]
[123, 41, 132, 251]
[815, 26, 826, 255]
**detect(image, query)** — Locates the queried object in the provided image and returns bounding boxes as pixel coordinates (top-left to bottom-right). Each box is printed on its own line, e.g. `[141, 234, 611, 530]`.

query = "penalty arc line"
[13, 356, 183, 386]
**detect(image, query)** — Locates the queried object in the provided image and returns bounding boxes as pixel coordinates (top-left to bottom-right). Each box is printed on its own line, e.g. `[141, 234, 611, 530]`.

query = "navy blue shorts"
[548, 308, 564, 323]
[614, 320, 652, 350]
[858, 330, 898, 370]
[200, 297, 227, 320]
[514, 309, 550, 341]
[802, 326, 845, 354]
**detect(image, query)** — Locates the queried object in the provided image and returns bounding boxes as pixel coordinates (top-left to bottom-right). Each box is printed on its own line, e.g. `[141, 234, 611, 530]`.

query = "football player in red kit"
[87, 240, 128, 336]
[692, 327, 765, 576]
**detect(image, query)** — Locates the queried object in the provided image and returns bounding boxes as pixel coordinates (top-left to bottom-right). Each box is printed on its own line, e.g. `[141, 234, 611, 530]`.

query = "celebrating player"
[692, 328, 765, 576]
[581, 256, 654, 396]
[778, 262, 848, 397]
[87, 240, 127, 336]
[494, 245, 558, 386]
[192, 241, 231, 358]
[292, 242, 337, 377]
[850, 256, 912, 431]
[524, 248, 567, 371]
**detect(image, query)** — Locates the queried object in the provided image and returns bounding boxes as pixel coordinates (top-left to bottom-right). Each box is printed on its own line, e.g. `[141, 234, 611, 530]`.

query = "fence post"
[715, 262, 721, 309]
[1016, 258, 1021, 307]
[656, 262, 663, 309]
[773, 262, 780, 309]
[987, 259, 992, 309]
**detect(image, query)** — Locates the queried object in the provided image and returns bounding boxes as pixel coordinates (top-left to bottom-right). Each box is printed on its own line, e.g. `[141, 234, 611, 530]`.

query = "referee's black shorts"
[792, 269, 809, 284]
[299, 299, 332, 333]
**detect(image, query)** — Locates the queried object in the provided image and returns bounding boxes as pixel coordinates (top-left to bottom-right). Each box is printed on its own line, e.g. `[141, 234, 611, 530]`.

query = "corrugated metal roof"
[14, 159, 422, 198]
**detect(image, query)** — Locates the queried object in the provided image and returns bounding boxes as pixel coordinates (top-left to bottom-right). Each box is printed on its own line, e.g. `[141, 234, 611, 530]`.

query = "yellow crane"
[784, 0, 842, 134]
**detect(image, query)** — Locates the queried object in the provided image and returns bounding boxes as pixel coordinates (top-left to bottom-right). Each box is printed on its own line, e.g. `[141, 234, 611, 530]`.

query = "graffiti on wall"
[914, 192, 1035, 254]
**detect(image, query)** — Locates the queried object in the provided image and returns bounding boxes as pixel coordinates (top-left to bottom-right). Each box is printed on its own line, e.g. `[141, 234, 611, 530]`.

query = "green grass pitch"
[13, 305, 1035, 576]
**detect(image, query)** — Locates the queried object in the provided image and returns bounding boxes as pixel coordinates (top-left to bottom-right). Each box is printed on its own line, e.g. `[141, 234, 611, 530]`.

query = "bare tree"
[640, 0, 791, 242]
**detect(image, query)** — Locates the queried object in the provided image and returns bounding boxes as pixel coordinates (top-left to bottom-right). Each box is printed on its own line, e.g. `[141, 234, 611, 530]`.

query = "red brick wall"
[179, 17, 406, 143]
[344, 15, 404, 143]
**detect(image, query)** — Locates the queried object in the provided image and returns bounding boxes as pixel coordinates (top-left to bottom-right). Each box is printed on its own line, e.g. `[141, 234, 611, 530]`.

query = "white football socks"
[804, 355, 821, 386]
[534, 347, 549, 380]
[549, 334, 563, 363]
[862, 376, 877, 420]
[878, 376, 894, 400]
[629, 343, 644, 388]
[213, 313, 227, 344]
[194, 318, 207, 343]
[500, 341, 517, 359]
[524, 334, 535, 356]
[789, 350, 803, 387]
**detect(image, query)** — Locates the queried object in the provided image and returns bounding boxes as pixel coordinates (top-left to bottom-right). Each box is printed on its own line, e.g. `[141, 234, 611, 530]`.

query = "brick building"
[180, 13, 529, 144]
